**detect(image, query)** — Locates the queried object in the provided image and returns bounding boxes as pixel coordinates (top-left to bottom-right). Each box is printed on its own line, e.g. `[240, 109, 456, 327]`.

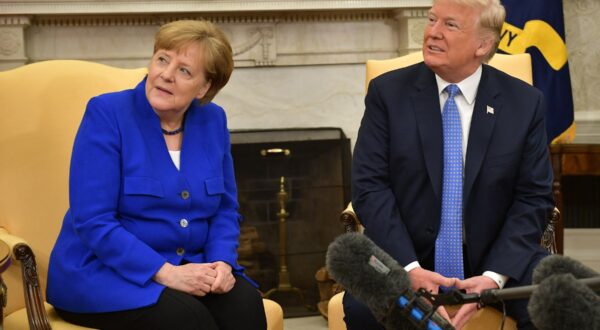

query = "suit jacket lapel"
[133, 79, 172, 167]
[412, 64, 443, 200]
[180, 101, 214, 175]
[464, 65, 500, 205]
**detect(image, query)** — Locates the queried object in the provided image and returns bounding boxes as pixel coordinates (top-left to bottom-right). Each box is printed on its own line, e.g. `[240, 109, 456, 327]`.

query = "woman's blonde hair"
[154, 20, 233, 104]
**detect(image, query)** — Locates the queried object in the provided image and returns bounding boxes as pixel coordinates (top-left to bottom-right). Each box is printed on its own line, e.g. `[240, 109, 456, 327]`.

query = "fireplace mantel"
[0, 1, 432, 70]
[1, 1, 432, 15]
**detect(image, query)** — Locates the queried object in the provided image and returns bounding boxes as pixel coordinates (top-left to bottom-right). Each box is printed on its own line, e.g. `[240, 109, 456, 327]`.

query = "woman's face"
[145, 42, 211, 115]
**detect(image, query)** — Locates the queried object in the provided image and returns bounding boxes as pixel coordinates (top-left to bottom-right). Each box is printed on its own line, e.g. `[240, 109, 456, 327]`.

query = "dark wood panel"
[550, 143, 600, 253]
[561, 153, 600, 175]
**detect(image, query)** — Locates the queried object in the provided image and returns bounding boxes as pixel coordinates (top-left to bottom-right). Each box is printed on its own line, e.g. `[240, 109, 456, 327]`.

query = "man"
[346, 0, 554, 329]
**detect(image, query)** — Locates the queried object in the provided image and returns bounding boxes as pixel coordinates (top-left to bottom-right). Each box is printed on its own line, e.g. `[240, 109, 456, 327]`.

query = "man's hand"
[408, 267, 458, 322]
[153, 262, 217, 296]
[451, 276, 499, 330]
[210, 261, 236, 294]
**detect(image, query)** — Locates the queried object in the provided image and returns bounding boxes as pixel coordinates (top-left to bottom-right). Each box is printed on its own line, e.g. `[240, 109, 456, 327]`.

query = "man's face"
[422, 0, 490, 82]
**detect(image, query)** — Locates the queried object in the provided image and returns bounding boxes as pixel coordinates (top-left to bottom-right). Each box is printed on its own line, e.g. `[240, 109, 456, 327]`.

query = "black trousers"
[56, 276, 267, 330]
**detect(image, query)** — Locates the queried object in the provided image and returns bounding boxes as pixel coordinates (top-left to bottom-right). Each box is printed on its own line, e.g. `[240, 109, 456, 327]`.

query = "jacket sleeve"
[352, 79, 419, 267]
[203, 109, 242, 271]
[69, 97, 167, 286]
[482, 91, 554, 281]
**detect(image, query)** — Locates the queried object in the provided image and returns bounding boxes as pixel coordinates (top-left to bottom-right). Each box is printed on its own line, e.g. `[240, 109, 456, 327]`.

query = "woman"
[47, 20, 267, 330]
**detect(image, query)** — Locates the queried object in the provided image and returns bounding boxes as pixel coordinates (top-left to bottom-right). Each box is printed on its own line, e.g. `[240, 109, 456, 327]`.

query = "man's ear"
[475, 37, 494, 58]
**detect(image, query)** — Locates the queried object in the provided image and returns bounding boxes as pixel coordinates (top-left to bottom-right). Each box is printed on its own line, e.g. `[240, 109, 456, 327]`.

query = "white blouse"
[168, 150, 181, 170]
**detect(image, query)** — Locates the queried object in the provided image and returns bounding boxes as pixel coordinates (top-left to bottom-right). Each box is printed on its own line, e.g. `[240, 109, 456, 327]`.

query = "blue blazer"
[352, 63, 554, 285]
[47, 78, 244, 313]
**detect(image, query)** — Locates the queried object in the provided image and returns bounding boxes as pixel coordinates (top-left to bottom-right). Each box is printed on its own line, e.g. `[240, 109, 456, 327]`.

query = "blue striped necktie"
[435, 84, 464, 280]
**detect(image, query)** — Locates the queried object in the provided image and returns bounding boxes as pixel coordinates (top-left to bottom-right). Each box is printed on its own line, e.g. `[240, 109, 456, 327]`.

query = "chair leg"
[13, 243, 52, 330]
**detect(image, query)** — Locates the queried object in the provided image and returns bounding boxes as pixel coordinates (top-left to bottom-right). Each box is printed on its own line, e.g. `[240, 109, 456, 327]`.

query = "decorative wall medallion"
[410, 19, 426, 45]
[0, 30, 20, 56]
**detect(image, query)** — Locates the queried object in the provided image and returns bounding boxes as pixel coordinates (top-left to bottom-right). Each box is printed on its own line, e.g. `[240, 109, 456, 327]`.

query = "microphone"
[532, 254, 599, 283]
[326, 232, 454, 330]
[527, 255, 600, 330]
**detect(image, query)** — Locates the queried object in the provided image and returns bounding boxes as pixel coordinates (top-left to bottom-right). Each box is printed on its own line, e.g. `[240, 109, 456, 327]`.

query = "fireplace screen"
[230, 128, 351, 317]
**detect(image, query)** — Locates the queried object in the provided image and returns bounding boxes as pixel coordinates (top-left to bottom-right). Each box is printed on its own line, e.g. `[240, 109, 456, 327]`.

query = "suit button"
[176, 247, 185, 256]
[426, 227, 435, 235]
[180, 219, 189, 228]
[181, 190, 190, 199]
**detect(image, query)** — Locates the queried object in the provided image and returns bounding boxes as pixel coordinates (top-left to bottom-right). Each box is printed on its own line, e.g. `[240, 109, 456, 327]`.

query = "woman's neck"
[157, 111, 186, 131]
[154, 109, 187, 151]
[164, 133, 182, 151]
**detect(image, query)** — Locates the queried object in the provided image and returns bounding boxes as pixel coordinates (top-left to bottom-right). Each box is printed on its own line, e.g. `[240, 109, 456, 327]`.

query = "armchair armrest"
[0, 228, 51, 330]
[0, 228, 27, 250]
[340, 204, 363, 234]
[542, 207, 560, 254]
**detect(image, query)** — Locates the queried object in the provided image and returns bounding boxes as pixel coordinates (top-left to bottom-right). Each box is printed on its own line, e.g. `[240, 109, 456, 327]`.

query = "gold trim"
[551, 122, 577, 144]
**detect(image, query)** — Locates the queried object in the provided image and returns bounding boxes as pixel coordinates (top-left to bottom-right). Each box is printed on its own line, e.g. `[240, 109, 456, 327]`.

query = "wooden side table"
[0, 240, 11, 330]
[549, 143, 600, 254]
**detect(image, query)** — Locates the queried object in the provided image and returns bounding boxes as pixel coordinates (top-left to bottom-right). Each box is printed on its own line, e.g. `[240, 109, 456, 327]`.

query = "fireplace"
[231, 128, 351, 316]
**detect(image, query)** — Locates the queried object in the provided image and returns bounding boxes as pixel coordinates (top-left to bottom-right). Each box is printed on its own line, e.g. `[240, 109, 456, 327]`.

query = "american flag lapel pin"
[486, 105, 494, 115]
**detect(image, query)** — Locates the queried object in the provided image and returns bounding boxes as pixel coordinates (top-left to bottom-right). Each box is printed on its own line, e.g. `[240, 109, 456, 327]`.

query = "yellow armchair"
[365, 52, 533, 92]
[0, 60, 283, 330]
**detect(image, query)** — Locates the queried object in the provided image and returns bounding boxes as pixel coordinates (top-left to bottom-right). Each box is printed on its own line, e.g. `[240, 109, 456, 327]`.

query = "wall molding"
[574, 111, 600, 144]
[30, 11, 395, 27]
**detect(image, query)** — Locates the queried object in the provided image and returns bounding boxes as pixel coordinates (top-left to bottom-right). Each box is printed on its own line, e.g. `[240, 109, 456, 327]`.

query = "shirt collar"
[435, 65, 482, 105]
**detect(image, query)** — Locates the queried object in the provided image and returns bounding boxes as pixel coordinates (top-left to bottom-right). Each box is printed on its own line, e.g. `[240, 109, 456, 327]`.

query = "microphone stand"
[424, 277, 600, 306]
[404, 277, 600, 330]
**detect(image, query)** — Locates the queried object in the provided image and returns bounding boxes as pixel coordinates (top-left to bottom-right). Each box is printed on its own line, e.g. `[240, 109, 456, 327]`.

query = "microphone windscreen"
[528, 273, 600, 330]
[532, 255, 599, 284]
[326, 233, 412, 322]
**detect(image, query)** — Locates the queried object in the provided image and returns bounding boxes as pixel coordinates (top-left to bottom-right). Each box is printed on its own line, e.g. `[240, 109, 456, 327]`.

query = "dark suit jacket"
[352, 62, 554, 283]
[48, 78, 245, 313]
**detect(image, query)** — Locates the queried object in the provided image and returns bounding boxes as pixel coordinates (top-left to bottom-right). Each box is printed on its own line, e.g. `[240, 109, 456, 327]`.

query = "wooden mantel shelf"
[1, 0, 432, 15]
